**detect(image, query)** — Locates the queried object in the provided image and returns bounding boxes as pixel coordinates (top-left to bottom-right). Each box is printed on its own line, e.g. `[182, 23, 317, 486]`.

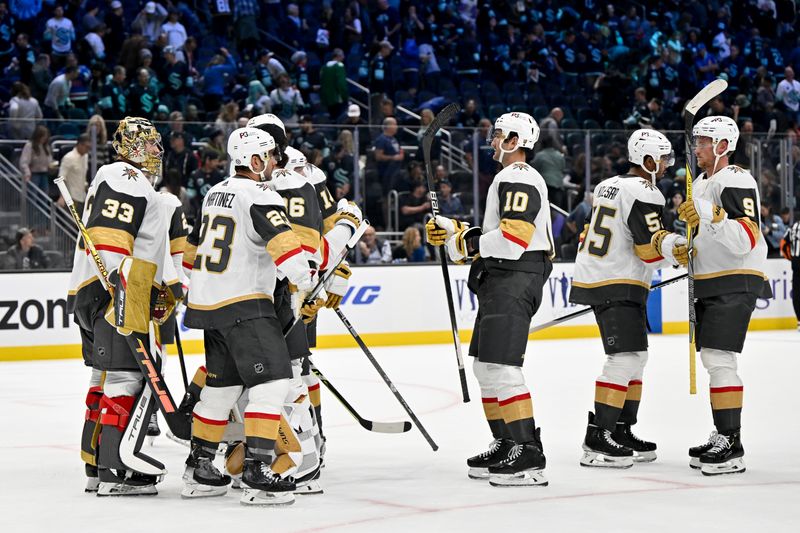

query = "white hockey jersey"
[67, 161, 167, 329]
[691, 165, 769, 298]
[570, 174, 670, 305]
[158, 191, 189, 296]
[183, 175, 310, 329]
[302, 163, 354, 272]
[477, 161, 554, 262]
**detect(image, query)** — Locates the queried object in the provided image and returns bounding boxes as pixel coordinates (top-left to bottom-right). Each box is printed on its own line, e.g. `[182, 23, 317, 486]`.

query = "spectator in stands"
[20, 125, 54, 193]
[355, 225, 392, 264]
[370, 40, 398, 97]
[215, 102, 239, 140]
[293, 115, 328, 158]
[186, 150, 223, 222]
[255, 49, 286, 89]
[283, 3, 304, 50]
[456, 99, 481, 128]
[418, 42, 440, 93]
[373, 0, 402, 48]
[160, 46, 191, 113]
[104, 1, 125, 61]
[86, 115, 111, 167]
[202, 48, 236, 114]
[98, 65, 127, 119]
[761, 202, 786, 255]
[393, 226, 427, 262]
[30, 53, 52, 104]
[161, 10, 187, 54]
[57, 133, 90, 215]
[374, 116, 404, 191]
[695, 44, 720, 87]
[539, 107, 564, 147]
[1, 228, 50, 270]
[246, 80, 271, 115]
[44, 5, 76, 69]
[82, 23, 106, 63]
[662, 191, 687, 236]
[320, 48, 348, 119]
[161, 167, 191, 219]
[776, 66, 800, 124]
[165, 131, 197, 187]
[43, 65, 77, 119]
[133, 2, 168, 45]
[290, 51, 314, 103]
[321, 130, 355, 200]
[270, 72, 304, 126]
[463, 117, 495, 198]
[532, 134, 567, 209]
[437, 179, 463, 217]
[8, 82, 42, 140]
[127, 67, 159, 119]
[561, 190, 593, 251]
[398, 181, 431, 229]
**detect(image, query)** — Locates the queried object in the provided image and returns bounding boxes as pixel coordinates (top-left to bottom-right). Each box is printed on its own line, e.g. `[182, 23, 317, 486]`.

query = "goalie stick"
[684, 78, 728, 395]
[55, 177, 191, 440]
[422, 102, 470, 403]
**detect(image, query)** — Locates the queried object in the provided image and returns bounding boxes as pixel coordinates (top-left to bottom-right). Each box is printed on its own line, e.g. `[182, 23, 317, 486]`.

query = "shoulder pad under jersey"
[93, 161, 152, 196]
[713, 165, 756, 188]
[304, 163, 327, 185]
[158, 190, 183, 208]
[271, 168, 306, 191]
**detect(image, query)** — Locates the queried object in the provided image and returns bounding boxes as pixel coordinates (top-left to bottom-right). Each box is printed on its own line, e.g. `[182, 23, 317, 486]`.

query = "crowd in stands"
[0, 1, 799, 267]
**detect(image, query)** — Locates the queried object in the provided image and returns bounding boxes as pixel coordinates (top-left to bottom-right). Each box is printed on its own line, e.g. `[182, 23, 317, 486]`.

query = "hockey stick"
[310, 362, 412, 434]
[55, 177, 191, 440]
[528, 273, 689, 334]
[423, 102, 470, 403]
[683, 78, 728, 395]
[334, 308, 438, 450]
[282, 219, 370, 336]
[174, 320, 189, 391]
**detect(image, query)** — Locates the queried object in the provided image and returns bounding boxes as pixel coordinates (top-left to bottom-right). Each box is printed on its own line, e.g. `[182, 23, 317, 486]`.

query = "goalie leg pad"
[81, 368, 105, 467]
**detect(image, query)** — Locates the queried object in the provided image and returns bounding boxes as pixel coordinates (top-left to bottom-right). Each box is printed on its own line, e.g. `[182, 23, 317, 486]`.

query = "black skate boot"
[466, 438, 515, 479]
[688, 431, 718, 469]
[293, 464, 323, 495]
[240, 459, 296, 506]
[487, 429, 548, 487]
[182, 444, 231, 498]
[147, 413, 160, 438]
[580, 412, 634, 468]
[699, 431, 745, 476]
[85, 464, 99, 493]
[613, 422, 657, 463]
[96, 468, 159, 497]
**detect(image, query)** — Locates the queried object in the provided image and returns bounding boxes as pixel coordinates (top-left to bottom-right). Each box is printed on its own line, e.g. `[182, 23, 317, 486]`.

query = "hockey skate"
[96, 468, 159, 497]
[699, 432, 745, 476]
[466, 438, 515, 479]
[240, 459, 296, 506]
[612, 422, 657, 463]
[85, 464, 99, 493]
[294, 465, 323, 495]
[580, 413, 634, 468]
[487, 432, 548, 487]
[688, 431, 718, 469]
[181, 446, 231, 499]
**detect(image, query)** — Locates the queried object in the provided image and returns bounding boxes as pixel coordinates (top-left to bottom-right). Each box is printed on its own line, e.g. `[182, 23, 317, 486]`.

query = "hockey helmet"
[489, 112, 540, 150]
[227, 127, 275, 179]
[284, 146, 307, 171]
[693, 115, 739, 154]
[112, 117, 163, 178]
[628, 129, 675, 168]
[247, 113, 286, 135]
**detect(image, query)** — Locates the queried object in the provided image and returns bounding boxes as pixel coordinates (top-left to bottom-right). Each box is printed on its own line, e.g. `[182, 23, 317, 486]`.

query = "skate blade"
[294, 481, 323, 495]
[181, 484, 228, 499]
[700, 458, 746, 476]
[240, 488, 295, 506]
[96, 482, 158, 497]
[580, 450, 633, 469]
[689, 457, 702, 470]
[488, 470, 548, 487]
[467, 467, 490, 480]
[632, 451, 657, 463]
[85, 479, 100, 493]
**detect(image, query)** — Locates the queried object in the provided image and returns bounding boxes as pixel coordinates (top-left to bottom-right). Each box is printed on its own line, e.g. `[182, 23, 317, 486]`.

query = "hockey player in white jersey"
[569, 129, 690, 468]
[677, 116, 770, 475]
[181, 127, 317, 506]
[68, 117, 168, 496]
[426, 112, 554, 486]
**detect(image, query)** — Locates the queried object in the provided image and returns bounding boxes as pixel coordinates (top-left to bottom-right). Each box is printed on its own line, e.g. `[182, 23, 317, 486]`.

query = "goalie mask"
[227, 127, 275, 180]
[488, 112, 540, 163]
[112, 117, 163, 179]
[627, 129, 674, 184]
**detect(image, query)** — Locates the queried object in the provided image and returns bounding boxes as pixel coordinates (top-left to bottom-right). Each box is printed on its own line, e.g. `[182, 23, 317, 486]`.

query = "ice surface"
[2, 332, 799, 532]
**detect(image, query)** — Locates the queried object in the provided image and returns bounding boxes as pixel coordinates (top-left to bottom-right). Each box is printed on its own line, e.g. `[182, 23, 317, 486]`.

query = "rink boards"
[0, 259, 794, 361]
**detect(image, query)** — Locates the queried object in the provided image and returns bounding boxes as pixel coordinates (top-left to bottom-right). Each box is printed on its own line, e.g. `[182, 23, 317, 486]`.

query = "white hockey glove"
[678, 198, 726, 228]
[444, 226, 482, 264]
[323, 261, 351, 309]
[332, 199, 362, 232]
[652, 230, 691, 267]
[425, 215, 467, 246]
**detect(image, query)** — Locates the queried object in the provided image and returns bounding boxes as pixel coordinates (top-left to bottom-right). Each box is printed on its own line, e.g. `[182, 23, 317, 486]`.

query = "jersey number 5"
[580, 205, 617, 257]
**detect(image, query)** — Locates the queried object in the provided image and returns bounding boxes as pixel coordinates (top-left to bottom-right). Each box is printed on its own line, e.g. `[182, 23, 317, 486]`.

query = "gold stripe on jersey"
[87, 226, 134, 255]
[322, 214, 337, 235]
[694, 269, 766, 280]
[187, 292, 273, 311]
[68, 276, 98, 296]
[735, 217, 760, 248]
[572, 278, 650, 289]
[266, 231, 304, 266]
[292, 224, 321, 253]
[170, 236, 187, 255]
[633, 243, 663, 263]
[183, 242, 197, 270]
[499, 218, 535, 248]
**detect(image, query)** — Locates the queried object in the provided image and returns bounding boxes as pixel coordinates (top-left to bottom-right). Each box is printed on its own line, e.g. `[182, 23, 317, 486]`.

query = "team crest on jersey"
[122, 167, 138, 180]
[256, 182, 271, 191]
[512, 163, 529, 171]
[730, 166, 745, 173]
[638, 178, 656, 191]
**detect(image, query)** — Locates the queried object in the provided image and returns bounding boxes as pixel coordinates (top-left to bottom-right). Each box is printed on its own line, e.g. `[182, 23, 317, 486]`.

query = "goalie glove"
[323, 261, 351, 309]
[425, 215, 467, 246]
[652, 230, 691, 267]
[445, 226, 482, 263]
[677, 198, 726, 228]
[332, 199, 362, 233]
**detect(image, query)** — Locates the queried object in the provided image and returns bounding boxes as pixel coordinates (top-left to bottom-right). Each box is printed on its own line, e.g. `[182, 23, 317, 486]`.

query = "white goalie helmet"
[247, 113, 286, 135]
[284, 146, 307, 171]
[490, 112, 540, 150]
[692, 115, 739, 154]
[628, 129, 675, 168]
[227, 127, 275, 179]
